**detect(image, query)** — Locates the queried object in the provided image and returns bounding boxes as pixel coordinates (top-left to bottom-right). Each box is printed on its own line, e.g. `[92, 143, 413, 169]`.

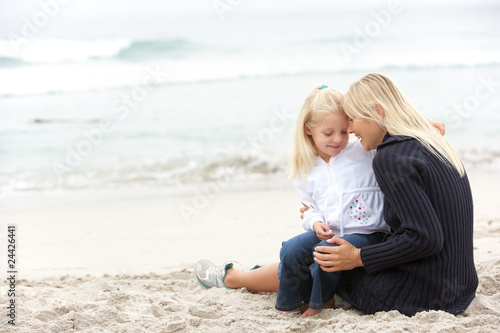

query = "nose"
[332, 133, 343, 144]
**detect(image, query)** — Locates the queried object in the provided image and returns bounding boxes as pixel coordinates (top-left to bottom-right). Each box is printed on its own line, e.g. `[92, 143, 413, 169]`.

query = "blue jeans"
[275, 231, 384, 311]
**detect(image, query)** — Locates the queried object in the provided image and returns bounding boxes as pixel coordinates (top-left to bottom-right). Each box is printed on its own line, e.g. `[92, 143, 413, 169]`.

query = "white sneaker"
[195, 259, 237, 289]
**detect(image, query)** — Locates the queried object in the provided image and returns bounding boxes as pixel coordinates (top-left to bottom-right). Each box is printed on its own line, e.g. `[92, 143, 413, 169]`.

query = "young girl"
[197, 84, 390, 317]
[274, 84, 389, 317]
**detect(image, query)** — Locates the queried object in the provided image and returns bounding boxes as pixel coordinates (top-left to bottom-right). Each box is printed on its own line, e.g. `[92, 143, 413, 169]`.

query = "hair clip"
[320, 84, 328, 89]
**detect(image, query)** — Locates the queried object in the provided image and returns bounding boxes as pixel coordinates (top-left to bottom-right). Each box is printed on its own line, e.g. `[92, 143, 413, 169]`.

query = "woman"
[312, 73, 478, 315]
[196, 74, 477, 316]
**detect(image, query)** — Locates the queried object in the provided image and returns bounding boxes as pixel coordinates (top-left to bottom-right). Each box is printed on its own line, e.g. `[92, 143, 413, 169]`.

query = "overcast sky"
[1, 0, 498, 39]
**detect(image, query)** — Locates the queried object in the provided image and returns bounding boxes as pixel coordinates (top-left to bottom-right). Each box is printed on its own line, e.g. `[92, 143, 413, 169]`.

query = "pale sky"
[1, 0, 498, 39]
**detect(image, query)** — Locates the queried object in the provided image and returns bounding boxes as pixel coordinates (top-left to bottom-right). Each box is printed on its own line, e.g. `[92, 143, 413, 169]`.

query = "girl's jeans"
[275, 231, 384, 311]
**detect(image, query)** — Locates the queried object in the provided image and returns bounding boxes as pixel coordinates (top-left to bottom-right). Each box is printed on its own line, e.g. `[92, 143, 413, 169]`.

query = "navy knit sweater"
[340, 134, 478, 316]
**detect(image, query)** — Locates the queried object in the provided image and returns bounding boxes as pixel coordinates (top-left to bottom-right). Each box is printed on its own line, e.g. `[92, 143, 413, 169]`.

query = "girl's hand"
[313, 237, 363, 272]
[313, 222, 334, 241]
[299, 202, 309, 219]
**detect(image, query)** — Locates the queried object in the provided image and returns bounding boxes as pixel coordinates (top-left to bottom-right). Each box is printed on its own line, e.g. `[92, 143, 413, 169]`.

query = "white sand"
[0, 171, 499, 332]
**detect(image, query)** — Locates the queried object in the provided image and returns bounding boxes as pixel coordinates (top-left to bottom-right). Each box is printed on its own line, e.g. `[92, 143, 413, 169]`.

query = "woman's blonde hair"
[288, 85, 344, 180]
[342, 73, 465, 176]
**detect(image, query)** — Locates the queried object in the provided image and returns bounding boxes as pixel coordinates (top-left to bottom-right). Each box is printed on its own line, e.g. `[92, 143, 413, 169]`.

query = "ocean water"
[1, 0, 499, 195]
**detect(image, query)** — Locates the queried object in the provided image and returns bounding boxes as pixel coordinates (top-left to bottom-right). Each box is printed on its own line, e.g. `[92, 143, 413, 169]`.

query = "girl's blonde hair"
[342, 73, 465, 176]
[288, 85, 344, 180]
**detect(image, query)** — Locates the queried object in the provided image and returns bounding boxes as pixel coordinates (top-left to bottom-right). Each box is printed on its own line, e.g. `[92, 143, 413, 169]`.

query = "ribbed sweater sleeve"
[360, 138, 444, 274]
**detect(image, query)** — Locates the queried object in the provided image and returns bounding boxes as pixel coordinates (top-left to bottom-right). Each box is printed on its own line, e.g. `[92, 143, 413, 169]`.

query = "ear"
[374, 103, 385, 118]
[304, 123, 312, 135]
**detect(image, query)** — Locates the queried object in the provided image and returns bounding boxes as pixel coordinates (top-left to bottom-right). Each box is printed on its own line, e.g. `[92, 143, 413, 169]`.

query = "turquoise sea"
[0, 0, 499, 195]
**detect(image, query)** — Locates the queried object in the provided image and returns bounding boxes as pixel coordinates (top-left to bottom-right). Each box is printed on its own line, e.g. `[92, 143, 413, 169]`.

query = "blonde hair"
[288, 85, 344, 180]
[342, 73, 465, 176]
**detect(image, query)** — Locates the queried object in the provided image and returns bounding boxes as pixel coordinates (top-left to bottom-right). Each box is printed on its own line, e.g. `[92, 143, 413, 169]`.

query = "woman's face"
[347, 114, 387, 151]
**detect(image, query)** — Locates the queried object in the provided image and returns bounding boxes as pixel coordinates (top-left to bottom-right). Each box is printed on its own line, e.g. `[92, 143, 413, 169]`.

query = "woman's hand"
[426, 119, 446, 135]
[313, 222, 335, 241]
[313, 237, 363, 272]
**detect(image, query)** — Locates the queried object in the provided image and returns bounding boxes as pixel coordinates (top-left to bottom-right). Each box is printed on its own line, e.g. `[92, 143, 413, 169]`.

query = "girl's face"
[305, 113, 349, 162]
[347, 114, 387, 151]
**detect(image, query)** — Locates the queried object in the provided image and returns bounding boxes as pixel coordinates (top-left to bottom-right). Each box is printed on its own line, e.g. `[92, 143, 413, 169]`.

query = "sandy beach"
[0, 169, 499, 332]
